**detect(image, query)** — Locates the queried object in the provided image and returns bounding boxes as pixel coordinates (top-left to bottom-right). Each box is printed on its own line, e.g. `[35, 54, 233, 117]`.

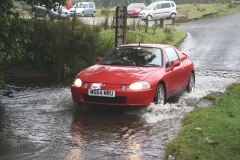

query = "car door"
[152, 3, 163, 19]
[83, 3, 90, 15]
[88, 3, 94, 15]
[162, 2, 171, 18]
[164, 47, 185, 96]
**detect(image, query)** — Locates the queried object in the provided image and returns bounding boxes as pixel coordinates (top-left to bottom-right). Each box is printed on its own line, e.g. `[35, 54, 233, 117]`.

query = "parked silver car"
[69, 2, 96, 17]
[138, 1, 177, 20]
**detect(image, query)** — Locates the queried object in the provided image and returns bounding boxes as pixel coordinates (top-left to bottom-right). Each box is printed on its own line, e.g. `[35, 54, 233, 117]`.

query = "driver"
[122, 53, 137, 65]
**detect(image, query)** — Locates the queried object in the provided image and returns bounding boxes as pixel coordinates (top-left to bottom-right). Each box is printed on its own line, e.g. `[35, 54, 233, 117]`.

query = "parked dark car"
[32, 4, 49, 19]
[32, 3, 71, 20]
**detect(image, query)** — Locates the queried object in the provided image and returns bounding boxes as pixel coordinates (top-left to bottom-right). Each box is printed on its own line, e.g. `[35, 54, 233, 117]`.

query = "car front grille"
[82, 94, 126, 104]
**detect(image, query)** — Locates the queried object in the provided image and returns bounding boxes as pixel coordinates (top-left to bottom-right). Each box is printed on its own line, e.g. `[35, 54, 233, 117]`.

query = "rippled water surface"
[0, 74, 237, 159]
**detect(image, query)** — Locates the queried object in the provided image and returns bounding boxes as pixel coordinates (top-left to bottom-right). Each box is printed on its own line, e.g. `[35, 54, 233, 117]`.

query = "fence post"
[172, 17, 175, 25]
[160, 18, 164, 28]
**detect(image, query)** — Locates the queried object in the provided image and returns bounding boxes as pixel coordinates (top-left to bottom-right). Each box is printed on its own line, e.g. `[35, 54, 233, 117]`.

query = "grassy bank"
[100, 27, 186, 48]
[165, 83, 240, 159]
[177, 3, 240, 19]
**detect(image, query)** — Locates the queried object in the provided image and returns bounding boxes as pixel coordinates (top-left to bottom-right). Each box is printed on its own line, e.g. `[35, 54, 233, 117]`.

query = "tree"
[0, 0, 65, 88]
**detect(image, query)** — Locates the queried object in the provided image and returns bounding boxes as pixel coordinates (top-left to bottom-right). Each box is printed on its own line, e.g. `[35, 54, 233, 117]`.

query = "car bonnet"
[78, 65, 160, 84]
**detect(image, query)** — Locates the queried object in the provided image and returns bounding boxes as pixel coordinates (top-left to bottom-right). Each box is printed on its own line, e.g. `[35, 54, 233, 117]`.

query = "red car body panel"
[71, 44, 194, 107]
[79, 65, 159, 84]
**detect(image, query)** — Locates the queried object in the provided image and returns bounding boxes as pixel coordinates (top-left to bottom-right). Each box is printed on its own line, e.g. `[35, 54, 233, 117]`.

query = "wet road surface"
[0, 73, 237, 160]
[176, 12, 240, 72]
[1, 12, 240, 159]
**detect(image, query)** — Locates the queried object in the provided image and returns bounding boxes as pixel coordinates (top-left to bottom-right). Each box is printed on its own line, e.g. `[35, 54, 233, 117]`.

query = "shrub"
[23, 18, 103, 76]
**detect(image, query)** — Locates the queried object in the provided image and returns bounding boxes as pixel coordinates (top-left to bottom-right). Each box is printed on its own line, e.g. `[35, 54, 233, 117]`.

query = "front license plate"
[88, 89, 115, 97]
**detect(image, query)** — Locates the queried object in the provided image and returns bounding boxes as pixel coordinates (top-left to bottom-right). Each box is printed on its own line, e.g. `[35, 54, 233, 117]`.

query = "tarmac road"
[176, 12, 240, 72]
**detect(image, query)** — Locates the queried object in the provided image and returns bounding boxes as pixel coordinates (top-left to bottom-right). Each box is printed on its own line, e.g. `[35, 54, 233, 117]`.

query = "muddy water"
[0, 73, 237, 159]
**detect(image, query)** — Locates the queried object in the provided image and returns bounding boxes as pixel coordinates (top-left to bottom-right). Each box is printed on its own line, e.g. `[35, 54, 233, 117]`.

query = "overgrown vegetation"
[0, 0, 66, 87]
[165, 82, 240, 160]
[23, 18, 103, 76]
[6, 17, 186, 77]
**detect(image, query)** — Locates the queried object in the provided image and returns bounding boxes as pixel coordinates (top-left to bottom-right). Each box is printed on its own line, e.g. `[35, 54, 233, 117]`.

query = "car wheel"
[92, 12, 96, 17]
[154, 84, 165, 105]
[170, 13, 176, 19]
[81, 12, 85, 17]
[187, 73, 195, 93]
[147, 15, 152, 21]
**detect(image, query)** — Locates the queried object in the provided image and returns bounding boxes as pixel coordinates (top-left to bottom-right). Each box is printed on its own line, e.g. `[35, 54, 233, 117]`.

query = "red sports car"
[71, 44, 195, 107]
[127, 2, 146, 18]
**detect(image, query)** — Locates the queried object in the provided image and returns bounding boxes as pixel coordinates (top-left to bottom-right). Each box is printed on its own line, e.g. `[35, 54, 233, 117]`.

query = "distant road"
[176, 12, 240, 72]
[77, 16, 172, 27]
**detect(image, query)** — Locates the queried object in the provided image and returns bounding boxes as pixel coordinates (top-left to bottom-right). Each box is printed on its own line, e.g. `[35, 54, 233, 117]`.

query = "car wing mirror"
[96, 57, 102, 63]
[170, 60, 180, 71]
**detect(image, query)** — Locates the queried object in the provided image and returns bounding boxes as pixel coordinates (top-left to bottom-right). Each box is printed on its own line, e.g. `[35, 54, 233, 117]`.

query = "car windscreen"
[128, 3, 142, 8]
[99, 47, 162, 67]
[146, 3, 155, 10]
[75, 3, 85, 8]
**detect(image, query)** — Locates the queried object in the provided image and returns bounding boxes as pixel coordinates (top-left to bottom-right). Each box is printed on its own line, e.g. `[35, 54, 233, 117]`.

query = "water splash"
[37, 88, 74, 112]
[142, 101, 192, 123]
[140, 75, 236, 124]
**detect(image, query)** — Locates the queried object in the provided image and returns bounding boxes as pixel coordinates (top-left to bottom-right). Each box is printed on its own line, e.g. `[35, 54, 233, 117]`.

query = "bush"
[23, 18, 103, 76]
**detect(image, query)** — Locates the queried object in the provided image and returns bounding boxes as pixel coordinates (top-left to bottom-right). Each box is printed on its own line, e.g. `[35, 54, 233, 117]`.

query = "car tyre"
[147, 15, 152, 21]
[170, 13, 176, 19]
[81, 12, 85, 17]
[92, 11, 96, 17]
[187, 73, 195, 93]
[154, 83, 165, 105]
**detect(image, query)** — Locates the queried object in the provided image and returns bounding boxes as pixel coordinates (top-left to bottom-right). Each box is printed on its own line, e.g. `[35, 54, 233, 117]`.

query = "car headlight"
[129, 81, 150, 90]
[73, 78, 82, 87]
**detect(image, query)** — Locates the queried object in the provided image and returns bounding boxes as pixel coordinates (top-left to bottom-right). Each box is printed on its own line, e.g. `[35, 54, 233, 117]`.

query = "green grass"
[165, 83, 240, 160]
[99, 27, 186, 48]
[177, 3, 240, 19]
[96, 8, 116, 17]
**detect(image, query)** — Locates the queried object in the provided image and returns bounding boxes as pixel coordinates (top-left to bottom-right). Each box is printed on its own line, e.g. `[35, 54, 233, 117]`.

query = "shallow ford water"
[0, 70, 238, 159]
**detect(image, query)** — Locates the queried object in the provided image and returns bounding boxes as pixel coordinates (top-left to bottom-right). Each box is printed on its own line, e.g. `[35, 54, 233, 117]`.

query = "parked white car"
[138, 1, 177, 20]
[69, 2, 96, 17]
